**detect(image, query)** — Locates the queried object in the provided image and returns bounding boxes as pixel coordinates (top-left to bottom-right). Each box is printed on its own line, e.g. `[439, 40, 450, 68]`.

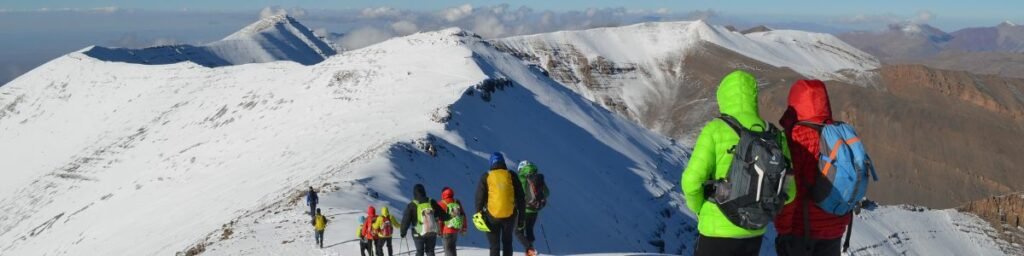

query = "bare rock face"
[960, 193, 1024, 255]
[881, 64, 1024, 120]
[760, 64, 1024, 208]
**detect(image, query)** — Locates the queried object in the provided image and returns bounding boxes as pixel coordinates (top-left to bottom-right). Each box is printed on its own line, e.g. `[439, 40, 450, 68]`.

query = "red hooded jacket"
[773, 80, 852, 239]
[362, 206, 377, 240]
[438, 187, 467, 235]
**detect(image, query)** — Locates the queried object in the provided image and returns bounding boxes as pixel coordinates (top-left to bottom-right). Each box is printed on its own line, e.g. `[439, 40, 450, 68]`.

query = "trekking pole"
[540, 224, 552, 254]
[399, 236, 405, 255]
[404, 236, 412, 255]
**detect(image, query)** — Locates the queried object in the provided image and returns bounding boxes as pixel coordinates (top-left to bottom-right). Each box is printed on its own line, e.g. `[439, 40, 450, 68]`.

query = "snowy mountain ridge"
[0, 18, 1012, 256]
[0, 27, 696, 255]
[78, 14, 336, 68]
[499, 20, 879, 82]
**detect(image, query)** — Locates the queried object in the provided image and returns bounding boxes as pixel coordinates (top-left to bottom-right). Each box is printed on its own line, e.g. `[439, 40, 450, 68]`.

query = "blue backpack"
[798, 121, 879, 215]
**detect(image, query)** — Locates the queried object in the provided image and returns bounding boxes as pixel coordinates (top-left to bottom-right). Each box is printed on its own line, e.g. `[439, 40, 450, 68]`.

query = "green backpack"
[444, 201, 464, 230]
[415, 200, 439, 236]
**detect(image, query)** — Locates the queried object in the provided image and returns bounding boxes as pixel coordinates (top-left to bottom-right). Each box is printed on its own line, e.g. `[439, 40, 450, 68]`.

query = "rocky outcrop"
[960, 193, 1024, 255]
[881, 64, 1024, 120]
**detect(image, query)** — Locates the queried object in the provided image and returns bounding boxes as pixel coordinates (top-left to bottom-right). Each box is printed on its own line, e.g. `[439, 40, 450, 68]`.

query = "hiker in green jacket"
[681, 70, 797, 256]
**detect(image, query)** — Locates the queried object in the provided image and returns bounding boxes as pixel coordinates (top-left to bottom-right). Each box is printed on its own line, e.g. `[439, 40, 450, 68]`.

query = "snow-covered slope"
[493, 21, 879, 140]
[0, 28, 694, 255]
[498, 21, 878, 82]
[80, 14, 336, 67]
[846, 205, 1007, 256]
[0, 23, 1011, 255]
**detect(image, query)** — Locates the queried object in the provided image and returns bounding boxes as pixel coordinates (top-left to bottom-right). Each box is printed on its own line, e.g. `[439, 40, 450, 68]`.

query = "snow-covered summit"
[500, 20, 879, 80]
[79, 14, 336, 67]
[999, 20, 1018, 27]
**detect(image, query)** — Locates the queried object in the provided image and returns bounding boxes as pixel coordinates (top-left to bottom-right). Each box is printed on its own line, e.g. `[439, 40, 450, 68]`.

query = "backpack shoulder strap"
[718, 115, 745, 135]
[795, 121, 824, 131]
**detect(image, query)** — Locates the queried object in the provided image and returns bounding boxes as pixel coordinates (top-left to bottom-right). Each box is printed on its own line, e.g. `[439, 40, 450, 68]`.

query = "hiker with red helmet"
[438, 187, 467, 256]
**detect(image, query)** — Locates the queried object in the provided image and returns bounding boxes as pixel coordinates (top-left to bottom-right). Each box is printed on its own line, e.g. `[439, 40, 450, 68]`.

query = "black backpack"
[524, 173, 548, 210]
[705, 115, 790, 229]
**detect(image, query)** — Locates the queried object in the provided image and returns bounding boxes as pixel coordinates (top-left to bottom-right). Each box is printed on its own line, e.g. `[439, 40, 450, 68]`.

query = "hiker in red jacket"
[773, 80, 851, 256]
[362, 206, 379, 255]
[438, 187, 467, 256]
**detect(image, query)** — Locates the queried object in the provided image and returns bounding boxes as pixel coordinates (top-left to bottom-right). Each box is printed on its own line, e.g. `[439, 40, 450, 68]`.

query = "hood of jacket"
[366, 205, 376, 219]
[782, 79, 833, 128]
[717, 70, 763, 129]
[413, 183, 428, 202]
[380, 207, 390, 216]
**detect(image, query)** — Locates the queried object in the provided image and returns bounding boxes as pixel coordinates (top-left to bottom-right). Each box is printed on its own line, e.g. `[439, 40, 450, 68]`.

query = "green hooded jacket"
[680, 70, 797, 238]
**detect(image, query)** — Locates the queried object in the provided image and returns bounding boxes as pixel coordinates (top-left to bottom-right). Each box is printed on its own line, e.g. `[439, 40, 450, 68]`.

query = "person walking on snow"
[401, 184, 450, 256]
[438, 187, 468, 256]
[681, 70, 797, 256]
[515, 161, 549, 256]
[358, 216, 374, 256]
[475, 152, 525, 256]
[362, 206, 380, 255]
[773, 80, 852, 256]
[306, 186, 319, 224]
[313, 208, 328, 248]
[373, 207, 400, 256]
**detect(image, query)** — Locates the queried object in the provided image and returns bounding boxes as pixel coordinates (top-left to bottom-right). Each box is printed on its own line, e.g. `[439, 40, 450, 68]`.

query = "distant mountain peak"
[888, 22, 952, 42]
[224, 14, 302, 40]
[81, 14, 336, 67]
[999, 20, 1017, 27]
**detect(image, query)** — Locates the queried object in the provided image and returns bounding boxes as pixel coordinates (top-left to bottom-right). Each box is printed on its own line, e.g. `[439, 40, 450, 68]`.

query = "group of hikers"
[305, 153, 550, 256]
[304, 69, 877, 256]
[682, 70, 878, 256]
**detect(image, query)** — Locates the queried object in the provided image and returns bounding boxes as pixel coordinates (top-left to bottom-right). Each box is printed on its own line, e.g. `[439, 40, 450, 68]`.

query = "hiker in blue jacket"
[307, 186, 319, 223]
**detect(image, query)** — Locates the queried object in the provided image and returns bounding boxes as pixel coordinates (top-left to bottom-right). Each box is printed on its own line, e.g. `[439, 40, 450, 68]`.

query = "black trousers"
[413, 235, 438, 256]
[360, 241, 374, 256]
[775, 235, 842, 256]
[442, 233, 458, 256]
[375, 237, 394, 256]
[515, 212, 538, 249]
[486, 216, 516, 256]
[694, 234, 763, 256]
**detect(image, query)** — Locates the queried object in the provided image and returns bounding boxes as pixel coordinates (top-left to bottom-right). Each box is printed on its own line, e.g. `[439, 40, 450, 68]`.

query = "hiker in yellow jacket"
[313, 208, 328, 248]
[373, 207, 400, 256]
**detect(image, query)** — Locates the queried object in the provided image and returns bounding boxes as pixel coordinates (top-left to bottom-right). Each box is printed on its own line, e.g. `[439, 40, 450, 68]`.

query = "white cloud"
[472, 14, 507, 38]
[361, 7, 401, 18]
[834, 10, 934, 25]
[440, 4, 473, 22]
[151, 38, 180, 47]
[911, 10, 934, 24]
[338, 26, 395, 50]
[391, 21, 420, 35]
[686, 9, 717, 20]
[91, 6, 120, 14]
[259, 6, 306, 18]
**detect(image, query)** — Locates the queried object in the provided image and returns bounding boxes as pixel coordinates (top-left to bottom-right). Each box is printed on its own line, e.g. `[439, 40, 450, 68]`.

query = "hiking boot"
[526, 248, 538, 256]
